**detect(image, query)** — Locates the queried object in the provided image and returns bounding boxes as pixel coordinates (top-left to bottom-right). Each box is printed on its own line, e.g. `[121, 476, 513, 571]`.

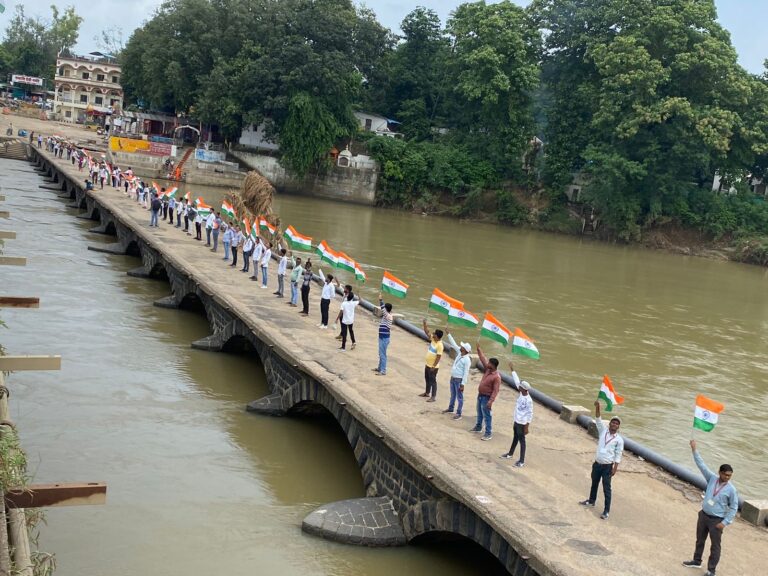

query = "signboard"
[11, 75, 44, 86]
[195, 149, 226, 163]
[149, 142, 173, 156]
[109, 137, 150, 153]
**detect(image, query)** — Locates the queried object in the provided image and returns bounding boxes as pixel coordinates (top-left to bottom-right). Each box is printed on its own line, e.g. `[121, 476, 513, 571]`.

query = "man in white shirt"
[580, 400, 624, 520]
[259, 241, 272, 288]
[230, 225, 243, 268]
[251, 238, 263, 281]
[205, 212, 216, 246]
[501, 378, 533, 467]
[274, 248, 288, 297]
[241, 235, 254, 273]
[336, 287, 359, 351]
[318, 274, 338, 328]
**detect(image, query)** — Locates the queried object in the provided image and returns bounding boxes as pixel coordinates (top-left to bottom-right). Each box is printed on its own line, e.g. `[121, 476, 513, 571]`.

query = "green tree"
[532, 0, 768, 240]
[0, 5, 82, 80]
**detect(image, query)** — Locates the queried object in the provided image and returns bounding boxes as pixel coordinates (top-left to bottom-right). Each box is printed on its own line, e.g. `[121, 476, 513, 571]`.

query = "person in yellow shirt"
[420, 320, 444, 403]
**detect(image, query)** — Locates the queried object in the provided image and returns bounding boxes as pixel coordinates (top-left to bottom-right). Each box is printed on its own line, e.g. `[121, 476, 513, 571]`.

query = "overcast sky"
[1, 0, 765, 73]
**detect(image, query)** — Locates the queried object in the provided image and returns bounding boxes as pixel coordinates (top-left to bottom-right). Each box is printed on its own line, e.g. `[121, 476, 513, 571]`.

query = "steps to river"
[13, 144, 768, 575]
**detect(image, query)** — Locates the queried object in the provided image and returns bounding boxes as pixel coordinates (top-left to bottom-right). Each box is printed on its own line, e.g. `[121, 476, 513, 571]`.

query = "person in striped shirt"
[373, 292, 393, 375]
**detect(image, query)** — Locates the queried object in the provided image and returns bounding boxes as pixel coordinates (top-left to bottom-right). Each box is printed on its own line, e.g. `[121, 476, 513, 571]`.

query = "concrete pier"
[27, 146, 767, 576]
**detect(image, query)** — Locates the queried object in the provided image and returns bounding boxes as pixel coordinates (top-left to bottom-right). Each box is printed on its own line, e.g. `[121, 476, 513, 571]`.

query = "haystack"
[227, 170, 282, 244]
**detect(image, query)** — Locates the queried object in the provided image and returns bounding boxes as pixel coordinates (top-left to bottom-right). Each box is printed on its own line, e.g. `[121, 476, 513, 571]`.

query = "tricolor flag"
[250, 222, 259, 240]
[152, 182, 165, 197]
[381, 271, 408, 299]
[195, 197, 212, 216]
[221, 200, 236, 219]
[449, 306, 480, 328]
[184, 191, 192, 202]
[316, 241, 339, 267]
[512, 327, 540, 360]
[480, 313, 512, 346]
[693, 395, 724, 432]
[165, 186, 178, 199]
[285, 225, 313, 251]
[259, 216, 276, 236]
[336, 252, 356, 274]
[597, 375, 624, 412]
[242, 217, 251, 237]
[429, 288, 463, 316]
[354, 262, 367, 283]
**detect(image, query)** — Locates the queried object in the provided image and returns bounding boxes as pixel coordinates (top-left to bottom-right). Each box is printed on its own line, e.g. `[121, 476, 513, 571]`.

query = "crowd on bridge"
[35, 137, 743, 576]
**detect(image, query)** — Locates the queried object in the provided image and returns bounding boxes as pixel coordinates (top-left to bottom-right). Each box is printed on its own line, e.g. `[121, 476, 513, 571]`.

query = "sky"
[1, 0, 765, 73]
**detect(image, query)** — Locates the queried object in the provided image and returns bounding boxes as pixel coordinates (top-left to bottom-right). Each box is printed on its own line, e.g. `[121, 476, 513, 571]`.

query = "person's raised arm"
[689, 440, 714, 482]
[476, 343, 488, 369]
[422, 318, 431, 340]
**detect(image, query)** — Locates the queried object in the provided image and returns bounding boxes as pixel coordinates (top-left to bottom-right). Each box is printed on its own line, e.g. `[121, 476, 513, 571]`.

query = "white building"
[53, 52, 123, 124]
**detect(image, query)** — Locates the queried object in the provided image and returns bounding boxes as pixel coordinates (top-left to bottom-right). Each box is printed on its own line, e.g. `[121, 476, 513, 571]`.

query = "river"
[2, 161, 766, 575]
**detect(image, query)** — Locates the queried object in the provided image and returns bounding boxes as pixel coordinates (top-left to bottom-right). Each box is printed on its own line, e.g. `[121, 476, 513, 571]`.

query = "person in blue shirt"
[682, 439, 739, 576]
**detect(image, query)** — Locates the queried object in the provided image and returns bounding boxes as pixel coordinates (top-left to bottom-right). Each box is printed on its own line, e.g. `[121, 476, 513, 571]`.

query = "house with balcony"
[53, 51, 123, 124]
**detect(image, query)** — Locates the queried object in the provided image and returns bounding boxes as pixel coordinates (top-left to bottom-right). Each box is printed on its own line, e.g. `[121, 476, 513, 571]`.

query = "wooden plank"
[0, 256, 26, 266]
[0, 230, 16, 240]
[0, 297, 40, 309]
[0, 356, 61, 371]
[5, 483, 107, 509]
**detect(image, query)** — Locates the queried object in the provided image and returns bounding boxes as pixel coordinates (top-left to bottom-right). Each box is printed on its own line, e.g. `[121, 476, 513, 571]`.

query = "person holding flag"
[373, 291, 394, 375]
[579, 398, 624, 520]
[442, 329, 472, 420]
[420, 320, 445, 402]
[500, 377, 533, 467]
[469, 343, 501, 441]
[682, 397, 736, 576]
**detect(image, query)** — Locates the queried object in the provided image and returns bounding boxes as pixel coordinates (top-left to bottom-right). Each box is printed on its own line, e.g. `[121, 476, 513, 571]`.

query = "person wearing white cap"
[501, 366, 533, 467]
[442, 329, 472, 420]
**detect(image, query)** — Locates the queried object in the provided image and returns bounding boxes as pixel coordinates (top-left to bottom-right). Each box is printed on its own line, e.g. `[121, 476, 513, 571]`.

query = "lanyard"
[712, 480, 728, 498]
[604, 431, 617, 446]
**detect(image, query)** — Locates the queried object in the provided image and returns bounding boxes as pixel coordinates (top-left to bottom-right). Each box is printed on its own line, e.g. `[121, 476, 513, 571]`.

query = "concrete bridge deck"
[25, 147, 766, 576]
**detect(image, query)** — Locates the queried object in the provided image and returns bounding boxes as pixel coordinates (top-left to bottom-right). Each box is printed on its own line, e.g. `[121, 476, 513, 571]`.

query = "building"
[353, 111, 401, 137]
[53, 52, 123, 124]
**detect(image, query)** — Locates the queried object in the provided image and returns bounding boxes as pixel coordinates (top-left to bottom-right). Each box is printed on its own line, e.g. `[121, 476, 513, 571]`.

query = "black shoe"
[682, 561, 702, 569]
[579, 500, 595, 507]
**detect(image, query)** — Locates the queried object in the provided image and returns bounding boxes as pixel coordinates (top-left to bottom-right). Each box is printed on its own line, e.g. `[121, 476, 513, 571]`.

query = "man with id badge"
[579, 400, 624, 520]
[682, 439, 738, 576]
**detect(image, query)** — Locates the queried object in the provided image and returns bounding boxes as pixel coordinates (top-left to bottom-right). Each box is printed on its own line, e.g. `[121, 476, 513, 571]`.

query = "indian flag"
[165, 186, 178, 199]
[354, 262, 366, 283]
[152, 182, 165, 197]
[449, 306, 479, 328]
[381, 271, 408, 299]
[694, 395, 724, 432]
[429, 288, 463, 316]
[195, 197, 212, 216]
[336, 252, 356, 273]
[250, 222, 259, 240]
[184, 191, 192, 202]
[480, 313, 511, 346]
[221, 200, 236, 219]
[316, 241, 339, 267]
[285, 225, 312, 251]
[512, 327, 540, 360]
[598, 375, 624, 412]
[259, 216, 276, 236]
[242, 217, 251, 237]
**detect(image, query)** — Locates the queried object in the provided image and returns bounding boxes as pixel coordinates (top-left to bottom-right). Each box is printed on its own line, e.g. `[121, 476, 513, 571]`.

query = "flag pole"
[690, 397, 696, 440]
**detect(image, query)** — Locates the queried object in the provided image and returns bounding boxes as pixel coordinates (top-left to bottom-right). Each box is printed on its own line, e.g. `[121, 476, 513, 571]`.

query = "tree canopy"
[0, 5, 83, 81]
[120, 0, 768, 242]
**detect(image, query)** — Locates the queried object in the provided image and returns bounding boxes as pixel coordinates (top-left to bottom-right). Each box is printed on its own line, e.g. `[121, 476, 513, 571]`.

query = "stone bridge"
[27, 148, 768, 576]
